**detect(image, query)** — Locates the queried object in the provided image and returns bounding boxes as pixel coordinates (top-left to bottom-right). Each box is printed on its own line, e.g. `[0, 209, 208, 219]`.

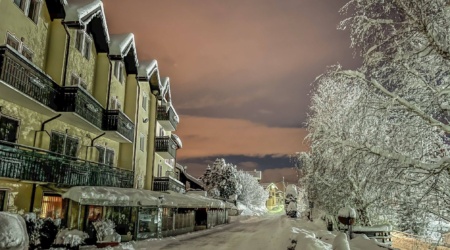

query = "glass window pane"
[50, 132, 65, 154]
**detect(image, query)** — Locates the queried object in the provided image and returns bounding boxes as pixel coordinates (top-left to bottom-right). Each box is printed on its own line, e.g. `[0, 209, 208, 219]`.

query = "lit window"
[40, 194, 62, 219]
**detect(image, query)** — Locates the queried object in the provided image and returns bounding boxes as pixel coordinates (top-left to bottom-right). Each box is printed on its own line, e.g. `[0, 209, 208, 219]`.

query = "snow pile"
[349, 234, 391, 250]
[93, 219, 121, 243]
[0, 212, 28, 250]
[332, 232, 350, 250]
[237, 202, 266, 216]
[54, 229, 88, 247]
[289, 227, 332, 250]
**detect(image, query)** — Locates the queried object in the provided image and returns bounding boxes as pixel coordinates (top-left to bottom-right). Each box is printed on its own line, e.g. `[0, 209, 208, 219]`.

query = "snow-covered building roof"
[137, 60, 162, 95]
[64, 0, 110, 53]
[62, 186, 230, 209]
[109, 33, 139, 74]
[175, 163, 204, 189]
[171, 133, 182, 149]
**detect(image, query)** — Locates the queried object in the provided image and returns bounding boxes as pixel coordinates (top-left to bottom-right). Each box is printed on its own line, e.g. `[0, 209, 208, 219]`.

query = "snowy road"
[82, 213, 389, 250]
[160, 213, 291, 250]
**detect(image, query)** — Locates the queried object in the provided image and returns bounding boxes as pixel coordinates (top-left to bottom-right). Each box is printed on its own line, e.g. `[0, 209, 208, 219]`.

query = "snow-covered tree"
[302, 0, 450, 232]
[235, 171, 268, 211]
[200, 158, 240, 199]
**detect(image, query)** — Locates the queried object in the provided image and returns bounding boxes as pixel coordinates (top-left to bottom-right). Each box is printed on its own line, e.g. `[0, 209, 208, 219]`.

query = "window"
[0, 190, 6, 211]
[40, 194, 62, 219]
[96, 145, 114, 166]
[75, 30, 91, 60]
[109, 96, 122, 110]
[49, 132, 79, 157]
[21, 45, 33, 61]
[27, 0, 40, 23]
[13, 0, 40, 23]
[6, 33, 20, 50]
[114, 61, 124, 84]
[159, 128, 164, 137]
[139, 133, 145, 151]
[71, 74, 87, 89]
[158, 165, 162, 177]
[0, 116, 19, 143]
[142, 93, 148, 111]
[13, 0, 24, 8]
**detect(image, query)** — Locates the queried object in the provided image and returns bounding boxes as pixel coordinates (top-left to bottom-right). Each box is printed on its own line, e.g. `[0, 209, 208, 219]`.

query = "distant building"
[244, 169, 262, 182]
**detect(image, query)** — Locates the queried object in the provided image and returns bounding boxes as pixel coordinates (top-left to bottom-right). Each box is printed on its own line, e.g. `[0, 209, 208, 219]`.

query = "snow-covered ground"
[79, 213, 391, 250]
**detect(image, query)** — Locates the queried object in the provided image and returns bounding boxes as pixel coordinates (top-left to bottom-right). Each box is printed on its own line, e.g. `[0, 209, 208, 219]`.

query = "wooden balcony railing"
[157, 106, 178, 131]
[155, 136, 177, 159]
[0, 45, 59, 110]
[103, 110, 135, 142]
[153, 176, 185, 193]
[58, 86, 103, 129]
[0, 140, 133, 188]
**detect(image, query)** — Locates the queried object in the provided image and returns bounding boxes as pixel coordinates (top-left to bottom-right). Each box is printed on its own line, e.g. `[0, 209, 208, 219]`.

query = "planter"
[96, 242, 120, 248]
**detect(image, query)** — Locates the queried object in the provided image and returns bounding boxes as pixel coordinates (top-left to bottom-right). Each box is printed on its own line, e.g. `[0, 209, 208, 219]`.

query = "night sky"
[102, 0, 361, 184]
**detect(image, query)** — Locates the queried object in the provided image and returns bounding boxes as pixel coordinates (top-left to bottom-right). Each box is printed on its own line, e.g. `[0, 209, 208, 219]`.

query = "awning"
[62, 186, 160, 207]
[62, 186, 231, 209]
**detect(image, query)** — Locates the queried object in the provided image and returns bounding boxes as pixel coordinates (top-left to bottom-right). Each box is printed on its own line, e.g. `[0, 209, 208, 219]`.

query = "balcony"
[103, 110, 135, 143]
[0, 45, 59, 116]
[0, 140, 133, 188]
[155, 136, 177, 159]
[153, 176, 185, 193]
[57, 86, 103, 133]
[157, 106, 178, 131]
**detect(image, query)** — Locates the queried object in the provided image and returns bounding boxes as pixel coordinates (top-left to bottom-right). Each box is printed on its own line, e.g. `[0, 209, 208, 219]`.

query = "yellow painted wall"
[65, 28, 97, 93]
[0, 179, 44, 213]
[45, 19, 67, 85]
[0, 99, 121, 166]
[0, 0, 51, 70]
[93, 53, 110, 107]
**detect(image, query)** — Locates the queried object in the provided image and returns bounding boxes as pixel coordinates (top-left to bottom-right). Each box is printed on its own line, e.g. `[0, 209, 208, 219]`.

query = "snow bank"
[349, 234, 390, 250]
[0, 212, 29, 250]
[332, 232, 350, 250]
[236, 202, 266, 216]
[290, 227, 332, 250]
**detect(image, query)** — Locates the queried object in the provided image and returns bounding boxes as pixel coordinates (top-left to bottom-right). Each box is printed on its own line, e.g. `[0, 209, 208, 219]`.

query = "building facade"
[0, 0, 176, 220]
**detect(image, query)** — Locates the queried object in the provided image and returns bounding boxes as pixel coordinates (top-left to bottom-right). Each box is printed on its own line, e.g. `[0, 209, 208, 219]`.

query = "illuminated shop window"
[40, 194, 62, 219]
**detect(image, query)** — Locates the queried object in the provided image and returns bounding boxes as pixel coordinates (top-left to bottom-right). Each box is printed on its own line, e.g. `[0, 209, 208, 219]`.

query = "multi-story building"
[0, 0, 163, 219]
[151, 77, 183, 193]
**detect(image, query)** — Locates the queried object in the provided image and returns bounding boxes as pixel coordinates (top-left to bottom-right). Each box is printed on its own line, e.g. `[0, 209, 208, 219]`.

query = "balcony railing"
[58, 86, 103, 129]
[0, 140, 133, 188]
[157, 106, 178, 131]
[103, 110, 135, 142]
[153, 176, 185, 193]
[155, 136, 177, 159]
[0, 45, 59, 110]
